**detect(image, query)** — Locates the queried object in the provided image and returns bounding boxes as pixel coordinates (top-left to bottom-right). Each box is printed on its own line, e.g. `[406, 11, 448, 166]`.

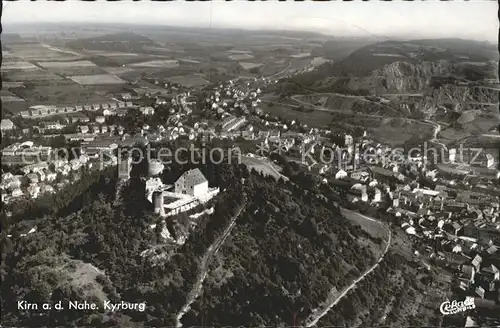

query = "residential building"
[1, 119, 15, 131]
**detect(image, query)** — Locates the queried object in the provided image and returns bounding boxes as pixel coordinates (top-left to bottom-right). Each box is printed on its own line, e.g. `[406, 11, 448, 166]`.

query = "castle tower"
[153, 191, 164, 216]
[118, 157, 132, 181]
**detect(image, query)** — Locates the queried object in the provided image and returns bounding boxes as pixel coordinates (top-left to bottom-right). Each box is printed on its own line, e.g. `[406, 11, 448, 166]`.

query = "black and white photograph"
[1, 1, 499, 327]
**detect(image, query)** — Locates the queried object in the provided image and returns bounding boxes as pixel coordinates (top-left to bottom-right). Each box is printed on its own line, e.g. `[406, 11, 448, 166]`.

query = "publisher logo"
[440, 297, 476, 315]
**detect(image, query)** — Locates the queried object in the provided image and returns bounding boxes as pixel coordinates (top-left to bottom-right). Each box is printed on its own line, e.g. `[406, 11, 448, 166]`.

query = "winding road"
[175, 204, 246, 328]
[303, 209, 392, 327]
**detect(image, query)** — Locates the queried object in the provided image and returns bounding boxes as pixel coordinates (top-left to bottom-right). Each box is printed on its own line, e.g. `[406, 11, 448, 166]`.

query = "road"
[304, 209, 392, 327]
[267, 61, 293, 80]
[176, 204, 246, 327]
[424, 119, 448, 151]
[482, 133, 500, 139]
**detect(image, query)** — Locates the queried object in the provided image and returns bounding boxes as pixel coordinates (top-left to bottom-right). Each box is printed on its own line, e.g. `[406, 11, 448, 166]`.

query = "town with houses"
[2, 60, 500, 325]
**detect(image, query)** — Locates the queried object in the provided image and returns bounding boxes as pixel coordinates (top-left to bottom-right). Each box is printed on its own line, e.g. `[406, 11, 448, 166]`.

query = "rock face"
[284, 39, 499, 118]
[369, 60, 455, 94]
[329, 61, 497, 117]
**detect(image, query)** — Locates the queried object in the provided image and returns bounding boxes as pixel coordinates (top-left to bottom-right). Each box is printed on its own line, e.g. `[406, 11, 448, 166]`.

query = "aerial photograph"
[1, 1, 499, 327]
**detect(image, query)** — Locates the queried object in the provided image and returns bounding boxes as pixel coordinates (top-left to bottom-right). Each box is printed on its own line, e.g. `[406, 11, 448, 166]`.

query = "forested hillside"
[1, 154, 381, 327]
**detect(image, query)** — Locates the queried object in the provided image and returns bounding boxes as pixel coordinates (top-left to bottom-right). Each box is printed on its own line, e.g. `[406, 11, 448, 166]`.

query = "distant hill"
[278, 38, 498, 119]
[66, 32, 160, 53]
[325, 38, 498, 77]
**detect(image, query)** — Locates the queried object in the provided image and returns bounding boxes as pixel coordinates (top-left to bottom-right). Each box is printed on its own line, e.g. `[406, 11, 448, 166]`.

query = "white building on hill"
[152, 169, 219, 217]
[175, 168, 209, 197]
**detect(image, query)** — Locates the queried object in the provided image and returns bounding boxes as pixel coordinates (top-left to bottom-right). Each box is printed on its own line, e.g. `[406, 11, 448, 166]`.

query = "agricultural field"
[179, 58, 202, 64]
[6, 43, 81, 61]
[46, 66, 110, 77]
[8, 83, 111, 106]
[2, 82, 25, 89]
[165, 74, 210, 87]
[1, 60, 40, 70]
[261, 101, 335, 128]
[368, 117, 433, 146]
[228, 49, 252, 54]
[129, 59, 179, 68]
[101, 66, 136, 75]
[290, 52, 311, 58]
[239, 62, 263, 70]
[38, 60, 97, 68]
[1, 89, 26, 103]
[70, 74, 126, 85]
[2, 69, 66, 83]
[228, 53, 254, 61]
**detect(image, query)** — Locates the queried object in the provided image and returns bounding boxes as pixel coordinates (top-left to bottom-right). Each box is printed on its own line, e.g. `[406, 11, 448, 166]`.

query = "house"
[472, 254, 482, 271]
[41, 184, 55, 194]
[1, 119, 15, 131]
[11, 188, 23, 198]
[463, 226, 500, 245]
[36, 170, 46, 182]
[44, 170, 57, 182]
[95, 116, 106, 124]
[175, 168, 208, 197]
[79, 125, 90, 134]
[26, 173, 39, 184]
[461, 264, 475, 283]
[475, 286, 485, 299]
[484, 153, 495, 169]
[369, 166, 398, 183]
[482, 265, 500, 282]
[27, 184, 41, 199]
[140, 106, 155, 116]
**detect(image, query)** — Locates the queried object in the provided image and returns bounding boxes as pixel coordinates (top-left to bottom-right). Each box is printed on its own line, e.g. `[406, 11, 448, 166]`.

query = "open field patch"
[261, 101, 334, 128]
[241, 155, 285, 180]
[179, 58, 201, 64]
[142, 46, 173, 52]
[40, 44, 82, 56]
[2, 82, 25, 88]
[1, 61, 40, 70]
[3, 69, 65, 82]
[86, 50, 139, 57]
[70, 74, 126, 85]
[372, 53, 406, 57]
[290, 52, 311, 58]
[166, 74, 210, 87]
[341, 209, 388, 240]
[311, 57, 330, 67]
[8, 44, 80, 61]
[368, 119, 432, 146]
[38, 60, 97, 68]
[9, 84, 111, 105]
[239, 62, 263, 70]
[47, 65, 109, 76]
[228, 49, 253, 54]
[101, 66, 136, 75]
[1, 94, 25, 102]
[229, 53, 254, 61]
[129, 59, 179, 68]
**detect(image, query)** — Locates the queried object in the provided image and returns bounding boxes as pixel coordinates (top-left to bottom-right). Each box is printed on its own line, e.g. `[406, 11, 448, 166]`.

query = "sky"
[2, 0, 498, 42]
